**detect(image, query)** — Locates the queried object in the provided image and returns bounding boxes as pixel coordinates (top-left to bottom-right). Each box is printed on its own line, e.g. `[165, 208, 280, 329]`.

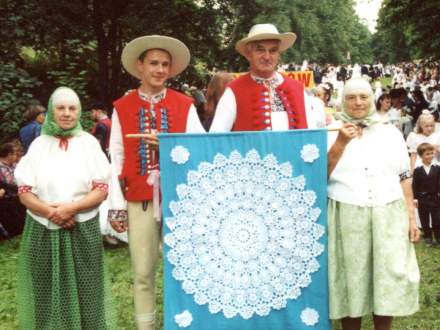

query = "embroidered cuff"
[92, 181, 109, 192]
[399, 170, 412, 181]
[18, 185, 32, 194]
[108, 209, 128, 222]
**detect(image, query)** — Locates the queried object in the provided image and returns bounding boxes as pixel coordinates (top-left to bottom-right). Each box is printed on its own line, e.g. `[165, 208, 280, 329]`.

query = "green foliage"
[0, 1, 43, 64]
[1, 0, 379, 138]
[218, 0, 373, 67]
[45, 40, 90, 106]
[0, 63, 42, 144]
[291, 0, 355, 64]
[348, 18, 373, 64]
[373, 0, 440, 63]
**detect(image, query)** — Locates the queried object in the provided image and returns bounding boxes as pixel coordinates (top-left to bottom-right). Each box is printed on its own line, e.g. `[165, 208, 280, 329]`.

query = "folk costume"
[327, 79, 419, 319]
[210, 24, 310, 132]
[15, 87, 115, 329]
[107, 36, 204, 330]
[210, 72, 309, 132]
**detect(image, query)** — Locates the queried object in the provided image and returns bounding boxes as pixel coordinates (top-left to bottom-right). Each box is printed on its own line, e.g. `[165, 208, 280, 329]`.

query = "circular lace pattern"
[174, 310, 193, 328]
[300, 144, 320, 163]
[300, 307, 319, 326]
[164, 149, 325, 319]
[171, 145, 190, 164]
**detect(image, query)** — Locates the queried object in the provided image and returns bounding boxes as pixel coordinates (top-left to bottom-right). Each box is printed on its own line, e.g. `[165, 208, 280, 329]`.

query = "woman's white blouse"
[406, 131, 440, 167]
[14, 132, 110, 229]
[328, 122, 410, 207]
[406, 132, 440, 152]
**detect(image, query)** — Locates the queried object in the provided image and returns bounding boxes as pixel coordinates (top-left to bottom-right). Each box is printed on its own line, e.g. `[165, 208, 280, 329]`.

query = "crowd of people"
[1, 21, 439, 330]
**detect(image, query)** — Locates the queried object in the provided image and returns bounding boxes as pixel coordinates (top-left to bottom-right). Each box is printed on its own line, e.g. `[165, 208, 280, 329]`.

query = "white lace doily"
[300, 307, 319, 326]
[164, 149, 324, 319]
[171, 145, 190, 164]
[300, 144, 320, 163]
[174, 310, 193, 327]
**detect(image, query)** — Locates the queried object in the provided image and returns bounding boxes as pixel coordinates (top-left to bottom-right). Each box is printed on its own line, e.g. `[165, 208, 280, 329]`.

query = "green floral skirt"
[328, 198, 419, 319]
[17, 215, 116, 330]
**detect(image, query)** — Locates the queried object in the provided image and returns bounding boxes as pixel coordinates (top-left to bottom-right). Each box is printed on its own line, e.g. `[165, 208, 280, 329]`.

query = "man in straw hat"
[107, 35, 204, 329]
[210, 23, 310, 132]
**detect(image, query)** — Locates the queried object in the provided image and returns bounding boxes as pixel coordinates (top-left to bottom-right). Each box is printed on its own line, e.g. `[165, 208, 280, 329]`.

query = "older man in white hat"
[107, 35, 204, 329]
[210, 23, 311, 132]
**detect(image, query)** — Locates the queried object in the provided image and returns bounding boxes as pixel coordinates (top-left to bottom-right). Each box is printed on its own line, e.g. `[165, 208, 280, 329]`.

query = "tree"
[349, 18, 373, 64]
[373, 0, 440, 63]
[2, 0, 377, 116]
[217, 0, 371, 68]
[0, 63, 42, 144]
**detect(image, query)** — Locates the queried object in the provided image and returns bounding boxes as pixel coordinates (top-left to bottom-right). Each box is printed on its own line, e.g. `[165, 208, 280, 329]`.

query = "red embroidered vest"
[114, 89, 192, 201]
[229, 73, 308, 131]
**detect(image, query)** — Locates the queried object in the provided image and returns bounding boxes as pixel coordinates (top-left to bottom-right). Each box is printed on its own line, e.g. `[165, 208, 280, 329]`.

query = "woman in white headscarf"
[14, 87, 115, 329]
[327, 79, 420, 330]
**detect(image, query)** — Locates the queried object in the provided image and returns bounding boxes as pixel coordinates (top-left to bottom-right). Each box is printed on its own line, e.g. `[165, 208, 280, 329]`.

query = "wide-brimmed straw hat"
[235, 24, 296, 56]
[121, 35, 190, 79]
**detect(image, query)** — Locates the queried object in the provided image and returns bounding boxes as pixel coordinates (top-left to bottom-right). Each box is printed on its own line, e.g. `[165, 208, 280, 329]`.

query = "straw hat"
[121, 35, 190, 79]
[235, 24, 296, 56]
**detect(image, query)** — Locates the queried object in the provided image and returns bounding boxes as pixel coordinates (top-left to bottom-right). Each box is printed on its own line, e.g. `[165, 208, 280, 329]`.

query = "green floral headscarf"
[335, 78, 381, 127]
[41, 87, 83, 137]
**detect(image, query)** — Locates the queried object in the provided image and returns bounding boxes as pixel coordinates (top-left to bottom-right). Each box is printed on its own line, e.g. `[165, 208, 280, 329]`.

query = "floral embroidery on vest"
[251, 74, 285, 113]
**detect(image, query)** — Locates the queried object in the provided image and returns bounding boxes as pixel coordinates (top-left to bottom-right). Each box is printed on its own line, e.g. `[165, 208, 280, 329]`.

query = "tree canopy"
[373, 0, 440, 63]
[5, 0, 429, 143]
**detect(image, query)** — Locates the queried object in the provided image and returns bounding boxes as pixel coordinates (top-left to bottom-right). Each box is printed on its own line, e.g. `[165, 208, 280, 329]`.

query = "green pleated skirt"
[328, 198, 420, 319]
[17, 215, 116, 330]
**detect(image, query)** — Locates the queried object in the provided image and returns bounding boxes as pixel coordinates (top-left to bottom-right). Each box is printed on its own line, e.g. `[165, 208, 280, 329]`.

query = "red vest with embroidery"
[229, 73, 308, 131]
[113, 89, 192, 201]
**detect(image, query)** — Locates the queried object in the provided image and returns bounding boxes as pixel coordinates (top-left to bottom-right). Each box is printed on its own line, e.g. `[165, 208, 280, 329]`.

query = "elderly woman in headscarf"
[14, 87, 115, 329]
[327, 79, 420, 330]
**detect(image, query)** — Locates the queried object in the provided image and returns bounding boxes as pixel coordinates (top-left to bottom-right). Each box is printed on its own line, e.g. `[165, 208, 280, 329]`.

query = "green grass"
[1, 237, 440, 329]
[0, 238, 163, 330]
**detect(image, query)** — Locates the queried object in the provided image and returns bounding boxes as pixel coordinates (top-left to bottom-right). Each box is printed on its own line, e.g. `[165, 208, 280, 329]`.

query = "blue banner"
[160, 130, 330, 330]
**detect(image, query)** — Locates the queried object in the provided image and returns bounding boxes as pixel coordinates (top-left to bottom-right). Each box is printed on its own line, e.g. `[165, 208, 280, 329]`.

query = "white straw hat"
[121, 35, 190, 79]
[235, 24, 296, 56]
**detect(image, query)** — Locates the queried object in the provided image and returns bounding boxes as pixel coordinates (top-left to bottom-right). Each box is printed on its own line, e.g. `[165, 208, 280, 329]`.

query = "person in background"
[90, 102, 112, 157]
[426, 87, 439, 120]
[328, 78, 419, 330]
[19, 104, 46, 153]
[89, 102, 125, 245]
[315, 82, 337, 125]
[406, 110, 440, 172]
[411, 89, 430, 126]
[202, 71, 234, 131]
[190, 87, 207, 128]
[388, 88, 413, 137]
[14, 87, 115, 329]
[374, 81, 383, 102]
[0, 142, 25, 239]
[412, 142, 440, 246]
[375, 93, 392, 121]
[10, 139, 24, 164]
[315, 82, 333, 108]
